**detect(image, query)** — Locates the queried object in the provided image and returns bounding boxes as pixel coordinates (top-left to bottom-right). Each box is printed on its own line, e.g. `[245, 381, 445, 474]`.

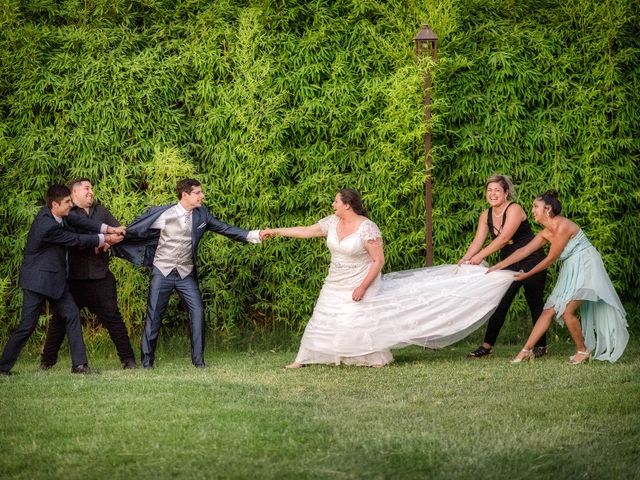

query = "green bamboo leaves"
[0, 0, 637, 341]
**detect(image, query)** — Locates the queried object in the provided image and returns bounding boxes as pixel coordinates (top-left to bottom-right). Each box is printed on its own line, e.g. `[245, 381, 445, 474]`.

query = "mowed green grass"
[1, 343, 638, 480]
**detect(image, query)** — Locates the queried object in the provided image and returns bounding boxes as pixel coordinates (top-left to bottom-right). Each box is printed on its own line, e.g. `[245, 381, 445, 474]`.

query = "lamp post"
[414, 24, 438, 266]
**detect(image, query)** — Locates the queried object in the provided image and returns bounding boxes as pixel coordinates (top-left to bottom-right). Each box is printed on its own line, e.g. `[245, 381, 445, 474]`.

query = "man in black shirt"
[40, 178, 137, 369]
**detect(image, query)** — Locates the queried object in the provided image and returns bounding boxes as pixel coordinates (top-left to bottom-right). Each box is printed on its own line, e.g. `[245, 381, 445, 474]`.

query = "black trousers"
[41, 271, 135, 366]
[483, 267, 547, 348]
[0, 287, 88, 372]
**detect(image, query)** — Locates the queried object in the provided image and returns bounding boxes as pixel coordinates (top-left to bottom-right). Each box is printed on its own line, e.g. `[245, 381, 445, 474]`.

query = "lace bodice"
[318, 215, 382, 267]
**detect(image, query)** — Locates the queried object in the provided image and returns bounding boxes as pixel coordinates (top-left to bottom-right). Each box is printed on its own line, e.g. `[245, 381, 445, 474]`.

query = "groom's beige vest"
[153, 210, 193, 278]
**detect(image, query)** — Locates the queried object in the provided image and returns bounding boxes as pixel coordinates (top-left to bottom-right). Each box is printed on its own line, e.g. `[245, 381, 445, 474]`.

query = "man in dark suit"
[0, 185, 124, 375]
[112, 178, 262, 369]
[40, 178, 137, 370]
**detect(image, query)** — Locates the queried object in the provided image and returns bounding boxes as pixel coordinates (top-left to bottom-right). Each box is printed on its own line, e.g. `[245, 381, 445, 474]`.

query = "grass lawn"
[1, 341, 638, 479]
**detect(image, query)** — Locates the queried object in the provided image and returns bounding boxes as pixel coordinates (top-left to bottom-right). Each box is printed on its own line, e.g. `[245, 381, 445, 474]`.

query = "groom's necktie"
[184, 211, 192, 231]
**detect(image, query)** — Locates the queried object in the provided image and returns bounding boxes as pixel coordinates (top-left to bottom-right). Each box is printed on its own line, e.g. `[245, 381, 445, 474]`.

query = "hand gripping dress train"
[293, 215, 517, 366]
[544, 230, 628, 362]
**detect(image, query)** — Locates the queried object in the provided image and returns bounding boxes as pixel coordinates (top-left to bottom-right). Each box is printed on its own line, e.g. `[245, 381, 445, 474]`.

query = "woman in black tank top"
[459, 175, 547, 358]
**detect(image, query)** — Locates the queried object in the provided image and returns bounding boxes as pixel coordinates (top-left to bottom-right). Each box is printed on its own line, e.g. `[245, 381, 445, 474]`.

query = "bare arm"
[458, 210, 490, 264]
[469, 204, 525, 264]
[487, 233, 548, 273]
[512, 222, 577, 281]
[352, 238, 385, 301]
[262, 224, 325, 239]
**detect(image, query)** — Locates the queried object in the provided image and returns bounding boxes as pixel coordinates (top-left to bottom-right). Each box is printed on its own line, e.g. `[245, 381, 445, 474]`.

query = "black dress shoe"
[122, 360, 138, 369]
[0, 370, 12, 376]
[39, 363, 54, 371]
[71, 364, 95, 374]
[194, 363, 206, 368]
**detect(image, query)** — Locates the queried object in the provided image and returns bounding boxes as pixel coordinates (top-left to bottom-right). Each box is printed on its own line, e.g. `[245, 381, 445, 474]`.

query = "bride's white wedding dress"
[293, 215, 516, 366]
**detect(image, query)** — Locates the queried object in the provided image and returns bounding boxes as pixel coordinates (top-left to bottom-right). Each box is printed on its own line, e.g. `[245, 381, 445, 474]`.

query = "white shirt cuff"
[246, 230, 261, 244]
[98, 234, 105, 247]
[100, 223, 108, 233]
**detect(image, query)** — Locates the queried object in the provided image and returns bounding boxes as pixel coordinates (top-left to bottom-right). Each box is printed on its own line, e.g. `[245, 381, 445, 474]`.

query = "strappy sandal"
[467, 345, 492, 358]
[511, 348, 534, 364]
[571, 350, 591, 365]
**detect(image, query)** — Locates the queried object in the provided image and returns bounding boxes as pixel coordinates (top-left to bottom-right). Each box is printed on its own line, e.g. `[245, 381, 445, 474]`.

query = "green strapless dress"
[545, 230, 628, 362]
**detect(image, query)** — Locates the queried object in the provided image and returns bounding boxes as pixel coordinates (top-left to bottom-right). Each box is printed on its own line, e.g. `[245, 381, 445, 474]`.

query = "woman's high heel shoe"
[510, 349, 534, 364]
[571, 350, 591, 365]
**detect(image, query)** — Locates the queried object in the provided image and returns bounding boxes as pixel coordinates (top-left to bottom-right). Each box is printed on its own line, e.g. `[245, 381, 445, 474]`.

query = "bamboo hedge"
[1, 0, 638, 342]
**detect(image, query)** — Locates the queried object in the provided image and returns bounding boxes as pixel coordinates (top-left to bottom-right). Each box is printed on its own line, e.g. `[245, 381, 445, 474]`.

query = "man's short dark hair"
[68, 177, 92, 190]
[176, 178, 201, 200]
[46, 184, 71, 207]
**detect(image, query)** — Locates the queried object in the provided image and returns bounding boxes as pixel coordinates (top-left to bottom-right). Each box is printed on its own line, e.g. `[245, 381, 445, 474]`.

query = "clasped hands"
[100, 226, 127, 252]
[259, 228, 276, 241]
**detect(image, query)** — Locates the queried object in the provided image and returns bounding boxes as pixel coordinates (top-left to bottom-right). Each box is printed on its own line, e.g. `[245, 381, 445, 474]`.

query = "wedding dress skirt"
[293, 215, 515, 366]
[544, 230, 628, 362]
[294, 264, 516, 366]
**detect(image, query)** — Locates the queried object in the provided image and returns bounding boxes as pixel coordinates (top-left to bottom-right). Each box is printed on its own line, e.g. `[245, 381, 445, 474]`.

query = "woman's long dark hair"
[338, 188, 368, 217]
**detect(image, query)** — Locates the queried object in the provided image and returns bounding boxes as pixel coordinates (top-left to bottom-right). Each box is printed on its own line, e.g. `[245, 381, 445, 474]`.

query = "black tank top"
[487, 203, 545, 271]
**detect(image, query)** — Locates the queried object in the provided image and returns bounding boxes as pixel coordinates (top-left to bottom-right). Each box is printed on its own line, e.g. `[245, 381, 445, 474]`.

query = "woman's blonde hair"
[486, 174, 516, 201]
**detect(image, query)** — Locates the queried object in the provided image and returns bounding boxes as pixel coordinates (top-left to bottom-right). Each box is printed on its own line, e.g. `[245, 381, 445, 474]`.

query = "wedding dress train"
[293, 215, 515, 366]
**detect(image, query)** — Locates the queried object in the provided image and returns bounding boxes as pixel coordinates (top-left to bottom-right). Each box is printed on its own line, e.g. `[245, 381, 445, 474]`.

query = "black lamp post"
[414, 24, 438, 266]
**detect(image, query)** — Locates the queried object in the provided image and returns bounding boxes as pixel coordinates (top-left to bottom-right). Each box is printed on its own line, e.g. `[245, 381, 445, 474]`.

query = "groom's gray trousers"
[141, 267, 205, 367]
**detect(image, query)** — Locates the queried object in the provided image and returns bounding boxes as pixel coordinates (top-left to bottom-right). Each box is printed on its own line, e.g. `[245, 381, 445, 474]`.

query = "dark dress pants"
[0, 287, 88, 372]
[141, 268, 205, 368]
[483, 267, 547, 348]
[41, 271, 135, 366]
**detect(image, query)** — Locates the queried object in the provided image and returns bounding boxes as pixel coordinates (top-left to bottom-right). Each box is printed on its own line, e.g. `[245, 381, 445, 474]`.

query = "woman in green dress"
[488, 190, 628, 364]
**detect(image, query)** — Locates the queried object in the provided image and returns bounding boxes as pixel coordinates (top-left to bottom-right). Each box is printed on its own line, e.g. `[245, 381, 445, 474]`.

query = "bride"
[261, 189, 515, 368]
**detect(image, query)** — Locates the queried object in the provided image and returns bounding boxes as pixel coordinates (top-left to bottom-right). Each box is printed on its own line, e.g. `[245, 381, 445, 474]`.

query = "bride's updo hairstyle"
[537, 189, 562, 217]
[486, 174, 516, 201]
[339, 188, 369, 218]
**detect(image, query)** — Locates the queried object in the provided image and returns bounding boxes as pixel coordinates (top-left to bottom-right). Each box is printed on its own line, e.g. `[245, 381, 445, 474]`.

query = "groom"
[112, 178, 261, 369]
